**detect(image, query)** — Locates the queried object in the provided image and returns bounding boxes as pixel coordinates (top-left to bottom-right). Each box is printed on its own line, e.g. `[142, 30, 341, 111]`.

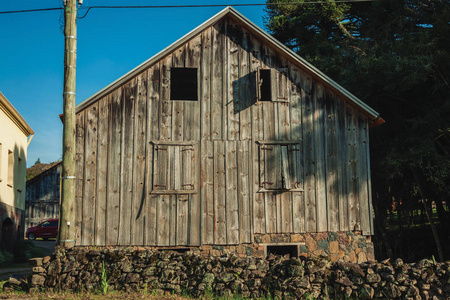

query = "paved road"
[28, 239, 57, 257]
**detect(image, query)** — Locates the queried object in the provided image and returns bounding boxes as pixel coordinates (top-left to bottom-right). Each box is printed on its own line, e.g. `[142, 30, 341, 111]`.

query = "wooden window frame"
[255, 68, 289, 103]
[150, 141, 198, 194]
[257, 140, 303, 193]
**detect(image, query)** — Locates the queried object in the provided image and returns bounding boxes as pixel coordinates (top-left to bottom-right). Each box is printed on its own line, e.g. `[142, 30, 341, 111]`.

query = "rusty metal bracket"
[154, 184, 167, 188]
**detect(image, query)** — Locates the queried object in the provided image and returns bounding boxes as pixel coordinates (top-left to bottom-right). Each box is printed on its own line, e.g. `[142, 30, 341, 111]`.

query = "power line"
[0, 1, 378, 16]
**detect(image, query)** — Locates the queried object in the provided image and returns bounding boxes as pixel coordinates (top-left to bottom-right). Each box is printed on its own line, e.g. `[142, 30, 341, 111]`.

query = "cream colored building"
[0, 91, 34, 250]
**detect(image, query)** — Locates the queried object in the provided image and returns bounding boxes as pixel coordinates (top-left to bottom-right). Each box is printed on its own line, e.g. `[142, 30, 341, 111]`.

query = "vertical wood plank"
[160, 56, 172, 141]
[348, 107, 360, 230]
[189, 142, 201, 245]
[106, 88, 122, 245]
[75, 111, 85, 245]
[238, 141, 251, 243]
[239, 30, 252, 141]
[214, 141, 226, 244]
[202, 140, 214, 244]
[301, 72, 316, 233]
[280, 192, 293, 233]
[82, 103, 98, 246]
[157, 195, 170, 246]
[201, 28, 212, 140]
[211, 24, 224, 140]
[314, 83, 327, 232]
[118, 80, 135, 245]
[277, 61, 290, 140]
[172, 45, 185, 141]
[225, 141, 239, 244]
[185, 34, 202, 141]
[250, 36, 265, 234]
[326, 91, 339, 232]
[227, 24, 240, 140]
[146, 64, 160, 245]
[358, 116, 370, 235]
[131, 72, 147, 245]
[337, 99, 349, 231]
[169, 194, 177, 246]
[177, 195, 189, 245]
[366, 120, 374, 235]
[253, 142, 265, 233]
[265, 193, 277, 233]
[96, 97, 109, 246]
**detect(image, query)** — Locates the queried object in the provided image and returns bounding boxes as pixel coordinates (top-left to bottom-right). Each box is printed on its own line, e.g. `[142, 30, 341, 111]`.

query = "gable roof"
[0, 91, 34, 137]
[76, 6, 382, 124]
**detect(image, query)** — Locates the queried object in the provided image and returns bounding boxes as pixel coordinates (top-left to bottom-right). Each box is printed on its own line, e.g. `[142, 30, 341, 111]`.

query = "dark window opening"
[267, 245, 298, 258]
[259, 69, 272, 101]
[170, 68, 198, 100]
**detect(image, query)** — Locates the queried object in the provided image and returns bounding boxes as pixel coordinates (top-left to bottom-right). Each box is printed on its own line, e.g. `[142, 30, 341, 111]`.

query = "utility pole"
[59, 0, 79, 248]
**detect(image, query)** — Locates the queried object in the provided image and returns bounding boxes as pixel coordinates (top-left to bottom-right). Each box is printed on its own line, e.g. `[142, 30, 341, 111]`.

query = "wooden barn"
[73, 7, 383, 261]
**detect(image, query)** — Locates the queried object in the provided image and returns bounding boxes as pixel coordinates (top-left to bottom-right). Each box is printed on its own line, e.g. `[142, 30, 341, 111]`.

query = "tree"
[34, 158, 41, 165]
[265, 0, 450, 260]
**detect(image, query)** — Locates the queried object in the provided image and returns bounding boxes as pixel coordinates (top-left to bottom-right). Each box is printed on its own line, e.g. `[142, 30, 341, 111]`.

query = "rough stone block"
[305, 236, 317, 252]
[32, 267, 46, 273]
[317, 239, 329, 253]
[31, 274, 46, 286]
[29, 257, 43, 267]
[329, 241, 339, 254]
[291, 234, 304, 243]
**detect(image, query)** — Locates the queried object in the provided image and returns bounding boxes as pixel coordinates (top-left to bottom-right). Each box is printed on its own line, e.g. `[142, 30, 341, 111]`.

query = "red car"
[26, 219, 59, 240]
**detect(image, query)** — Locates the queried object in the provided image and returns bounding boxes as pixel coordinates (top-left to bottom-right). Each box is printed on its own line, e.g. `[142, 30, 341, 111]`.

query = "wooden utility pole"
[59, 0, 78, 248]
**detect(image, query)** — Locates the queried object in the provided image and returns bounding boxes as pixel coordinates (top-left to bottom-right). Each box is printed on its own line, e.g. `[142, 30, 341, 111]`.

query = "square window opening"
[170, 68, 198, 101]
[266, 245, 299, 258]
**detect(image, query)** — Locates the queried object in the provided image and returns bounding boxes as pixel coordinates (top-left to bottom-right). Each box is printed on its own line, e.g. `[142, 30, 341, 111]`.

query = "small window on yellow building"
[7, 149, 13, 187]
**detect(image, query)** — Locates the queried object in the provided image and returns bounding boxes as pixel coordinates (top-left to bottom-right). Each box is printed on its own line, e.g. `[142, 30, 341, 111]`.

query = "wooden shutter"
[153, 144, 168, 190]
[260, 144, 283, 189]
[180, 145, 194, 190]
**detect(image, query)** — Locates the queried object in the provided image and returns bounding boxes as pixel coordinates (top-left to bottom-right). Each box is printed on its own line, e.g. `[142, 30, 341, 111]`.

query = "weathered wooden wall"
[74, 17, 373, 246]
[25, 163, 61, 229]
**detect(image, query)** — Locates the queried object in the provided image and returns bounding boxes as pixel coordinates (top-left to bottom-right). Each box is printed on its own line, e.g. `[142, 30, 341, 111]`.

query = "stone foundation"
[28, 247, 450, 299]
[198, 231, 374, 263]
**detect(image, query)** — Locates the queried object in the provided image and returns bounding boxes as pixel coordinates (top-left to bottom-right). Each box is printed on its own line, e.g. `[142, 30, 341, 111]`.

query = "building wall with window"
[25, 162, 61, 229]
[0, 92, 34, 248]
[71, 8, 383, 261]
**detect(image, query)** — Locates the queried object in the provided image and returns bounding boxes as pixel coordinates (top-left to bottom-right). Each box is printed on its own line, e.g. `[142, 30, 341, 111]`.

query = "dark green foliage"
[265, 0, 450, 260]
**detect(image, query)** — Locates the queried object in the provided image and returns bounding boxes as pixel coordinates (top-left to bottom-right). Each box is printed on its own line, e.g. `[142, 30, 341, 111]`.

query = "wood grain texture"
[95, 97, 109, 245]
[225, 140, 239, 244]
[214, 141, 226, 244]
[238, 140, 251, 243]
[314, 83, 327, 232]
[82, 103, 98, 246]
[325, 91, 339, 232]
[201, 140, 214, 244]
[118, 80, 135, 245]
[201, 28, 212, 140]
[131, 72, 148, 245]
[211, 24, 224, 140]
[75, 111, 85, 245]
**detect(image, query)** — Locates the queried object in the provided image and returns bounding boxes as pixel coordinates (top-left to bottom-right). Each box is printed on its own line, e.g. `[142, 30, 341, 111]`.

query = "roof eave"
[0, 91, 34, 137]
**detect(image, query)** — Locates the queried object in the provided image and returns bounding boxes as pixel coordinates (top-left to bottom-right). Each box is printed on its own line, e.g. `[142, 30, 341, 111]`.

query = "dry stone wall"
[29, 247, 450, 299]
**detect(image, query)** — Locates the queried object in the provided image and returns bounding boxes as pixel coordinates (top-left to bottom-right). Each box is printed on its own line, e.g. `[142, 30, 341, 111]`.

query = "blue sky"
[0, 1, 267, 167]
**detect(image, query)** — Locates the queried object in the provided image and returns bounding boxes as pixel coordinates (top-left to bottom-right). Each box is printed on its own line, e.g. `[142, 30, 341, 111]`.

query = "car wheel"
[28, 233, 36, 240]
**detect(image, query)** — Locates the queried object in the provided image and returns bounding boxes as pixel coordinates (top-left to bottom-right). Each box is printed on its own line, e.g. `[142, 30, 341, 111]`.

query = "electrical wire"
[0, 1, 378, 17]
